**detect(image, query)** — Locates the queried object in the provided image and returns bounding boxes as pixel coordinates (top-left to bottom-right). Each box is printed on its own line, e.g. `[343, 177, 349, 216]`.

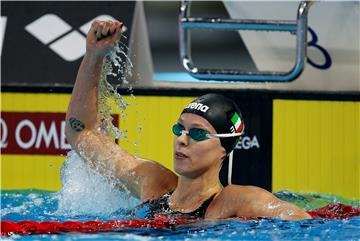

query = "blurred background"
[144, 1, 256, 73]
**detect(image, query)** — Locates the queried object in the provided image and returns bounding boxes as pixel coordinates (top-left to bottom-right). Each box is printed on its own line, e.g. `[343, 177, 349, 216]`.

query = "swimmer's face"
[173, 113, 226, 178]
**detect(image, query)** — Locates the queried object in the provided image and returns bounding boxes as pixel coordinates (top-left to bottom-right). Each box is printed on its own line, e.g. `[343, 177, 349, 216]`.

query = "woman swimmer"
[65, 19, 311, 220]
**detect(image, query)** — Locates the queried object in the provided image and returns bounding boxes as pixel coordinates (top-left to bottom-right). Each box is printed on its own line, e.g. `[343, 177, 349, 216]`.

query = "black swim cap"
[181, 94, 244, 154]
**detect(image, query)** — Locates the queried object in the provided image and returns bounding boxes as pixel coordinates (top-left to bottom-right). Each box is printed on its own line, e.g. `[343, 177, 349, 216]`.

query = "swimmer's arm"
[206, 185, 311, 220]
[65, 20, 138, 193]
[243, 186, 312, 220]
[65, 20, 177, 200]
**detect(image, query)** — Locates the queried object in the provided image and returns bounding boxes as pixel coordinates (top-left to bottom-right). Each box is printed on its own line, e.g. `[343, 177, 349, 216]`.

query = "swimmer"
[65, 19, 311, 220]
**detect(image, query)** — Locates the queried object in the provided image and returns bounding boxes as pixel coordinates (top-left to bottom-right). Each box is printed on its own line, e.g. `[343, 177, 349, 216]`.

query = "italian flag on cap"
[231, 112, 243, 133]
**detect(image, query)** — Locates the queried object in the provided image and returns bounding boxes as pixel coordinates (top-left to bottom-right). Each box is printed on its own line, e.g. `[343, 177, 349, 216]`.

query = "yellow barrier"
[117, 95, 194, 170]
[1, 93, 70, 190]
[0, 93, 193, 191]
[273, 100, 360, 199]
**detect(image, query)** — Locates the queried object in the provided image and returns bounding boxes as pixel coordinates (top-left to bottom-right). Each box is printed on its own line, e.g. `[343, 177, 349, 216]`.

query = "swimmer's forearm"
[66, 54, 104, 141]
[258, 197, 312, 220]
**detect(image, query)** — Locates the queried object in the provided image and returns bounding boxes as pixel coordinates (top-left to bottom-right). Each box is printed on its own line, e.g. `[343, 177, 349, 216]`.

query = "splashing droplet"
[98, 36, 134, 140]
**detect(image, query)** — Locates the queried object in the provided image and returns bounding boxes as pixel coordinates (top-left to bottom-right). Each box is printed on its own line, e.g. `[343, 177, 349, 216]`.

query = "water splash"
[98, 36, 133, 140]
[56, 151, 139, 216]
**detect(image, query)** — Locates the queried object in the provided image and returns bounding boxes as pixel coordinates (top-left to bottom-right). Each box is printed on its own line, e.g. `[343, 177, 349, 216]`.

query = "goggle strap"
[228, 150, 234, 185]
[207, 132, 243, 138]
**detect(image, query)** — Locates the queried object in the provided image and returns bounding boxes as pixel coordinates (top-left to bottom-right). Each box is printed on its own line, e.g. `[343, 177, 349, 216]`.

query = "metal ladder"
[179, 0, 314, 82]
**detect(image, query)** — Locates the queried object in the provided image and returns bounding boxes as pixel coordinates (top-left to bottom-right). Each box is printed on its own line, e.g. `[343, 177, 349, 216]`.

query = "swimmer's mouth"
[175, 151, 188, 159]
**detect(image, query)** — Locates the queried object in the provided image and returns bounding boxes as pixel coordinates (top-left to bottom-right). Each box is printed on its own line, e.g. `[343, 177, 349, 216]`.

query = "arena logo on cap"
[185, 102, 210, 113]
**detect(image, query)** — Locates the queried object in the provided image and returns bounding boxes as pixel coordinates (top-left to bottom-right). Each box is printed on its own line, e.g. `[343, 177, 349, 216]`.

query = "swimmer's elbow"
[282, 211, 312, 220]
[259, 191, 312, 220]
[64, 116, 96, 148]
[292, 208, 312, 220]
[64, 121, 92, 151]
[278, 203, 312, 220]
[65, 124, 75, 147]
[64, 121, 80, 148]
[299, 212, 312, 220]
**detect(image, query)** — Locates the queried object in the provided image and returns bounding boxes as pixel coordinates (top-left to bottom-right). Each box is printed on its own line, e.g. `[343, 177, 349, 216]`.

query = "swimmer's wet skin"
[65, 19, 311, 221]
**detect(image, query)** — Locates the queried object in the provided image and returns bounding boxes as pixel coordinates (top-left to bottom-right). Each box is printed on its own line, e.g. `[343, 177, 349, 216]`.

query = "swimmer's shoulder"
[206, 184, 275, 219]
[207, 185, 311, 220]
[133, 157, 178, 202]
[218, 184, 271, 201]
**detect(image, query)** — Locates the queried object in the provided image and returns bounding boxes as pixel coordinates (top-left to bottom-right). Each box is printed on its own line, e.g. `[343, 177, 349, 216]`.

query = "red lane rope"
[1, 217, 195, 236]
[1, 203, 359, 236]
[307, 202, 360, 219]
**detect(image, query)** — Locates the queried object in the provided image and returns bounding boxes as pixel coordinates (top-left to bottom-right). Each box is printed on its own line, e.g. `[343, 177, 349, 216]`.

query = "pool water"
[2, 190, 360, 241]
[1, 154, 359, 240]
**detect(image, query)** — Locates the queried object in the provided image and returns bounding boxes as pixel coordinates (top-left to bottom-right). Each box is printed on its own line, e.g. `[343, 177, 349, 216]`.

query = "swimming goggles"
[172, 123, 243, 142]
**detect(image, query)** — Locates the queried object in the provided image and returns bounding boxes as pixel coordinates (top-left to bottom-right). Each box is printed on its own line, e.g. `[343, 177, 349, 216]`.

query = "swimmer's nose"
[176, 131, 189, 146]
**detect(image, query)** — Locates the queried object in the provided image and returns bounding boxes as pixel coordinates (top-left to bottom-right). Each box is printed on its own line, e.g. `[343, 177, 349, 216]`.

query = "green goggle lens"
[172, 124, 210, 141]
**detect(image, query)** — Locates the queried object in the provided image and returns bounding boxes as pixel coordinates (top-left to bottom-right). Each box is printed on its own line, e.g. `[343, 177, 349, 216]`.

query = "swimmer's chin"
[173, 162, 203, 179]
[173, 161, 189, 176]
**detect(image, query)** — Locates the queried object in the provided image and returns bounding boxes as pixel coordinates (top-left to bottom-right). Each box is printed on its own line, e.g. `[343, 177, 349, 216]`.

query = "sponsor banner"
[1, 112, 118, 155]
[1, 2, 135, 86]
